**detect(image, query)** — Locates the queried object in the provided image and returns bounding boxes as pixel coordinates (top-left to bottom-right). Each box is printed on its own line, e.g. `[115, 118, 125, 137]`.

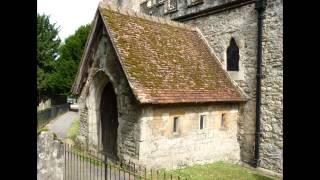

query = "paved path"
[47, 111, 79, 139]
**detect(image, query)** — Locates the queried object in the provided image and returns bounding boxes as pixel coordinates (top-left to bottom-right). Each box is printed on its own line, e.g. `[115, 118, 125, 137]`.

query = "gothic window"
[164, 0, 177, 13]
[227, 38, 240, 71]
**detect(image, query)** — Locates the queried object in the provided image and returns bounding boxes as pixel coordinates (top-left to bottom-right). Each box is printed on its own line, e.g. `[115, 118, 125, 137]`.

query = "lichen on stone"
[98, 7, 245, 103]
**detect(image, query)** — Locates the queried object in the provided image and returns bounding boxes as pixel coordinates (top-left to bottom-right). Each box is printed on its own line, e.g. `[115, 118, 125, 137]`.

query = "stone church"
[72, 0, 283, 175]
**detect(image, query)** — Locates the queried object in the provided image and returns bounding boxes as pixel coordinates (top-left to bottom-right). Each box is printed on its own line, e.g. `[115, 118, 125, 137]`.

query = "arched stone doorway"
[100, 82, 118, 160]
[86, 70, 119, 158]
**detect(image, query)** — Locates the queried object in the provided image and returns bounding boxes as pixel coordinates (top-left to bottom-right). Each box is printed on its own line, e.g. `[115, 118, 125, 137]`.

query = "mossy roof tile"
[75, 4, 246, 104]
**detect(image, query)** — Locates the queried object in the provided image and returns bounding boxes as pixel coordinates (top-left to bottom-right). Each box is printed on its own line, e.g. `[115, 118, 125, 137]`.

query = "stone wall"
[140, 0, 283, 173]
[102, 0, 145, 11]
[184, 3, 258, 166]
[37, 131, 64, 180]
[79, 0, 282, 173]
[141, 0, 283, 172]
[78, 106, 88, 146]
[37, 98, 51, 111]
[140, 0, 244, 18]
[138, 103, 241, 169]
[259, 0, 283, 173]
[78, 27, 142, 162]
[140, 0, 258, 166]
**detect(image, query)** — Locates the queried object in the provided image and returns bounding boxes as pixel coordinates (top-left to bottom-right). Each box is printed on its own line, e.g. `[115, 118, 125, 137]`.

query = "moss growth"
[98, 8, 244, 102]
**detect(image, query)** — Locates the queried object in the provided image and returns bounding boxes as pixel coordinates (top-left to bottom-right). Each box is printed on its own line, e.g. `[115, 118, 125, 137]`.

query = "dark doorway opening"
[100, 82, 118, 160]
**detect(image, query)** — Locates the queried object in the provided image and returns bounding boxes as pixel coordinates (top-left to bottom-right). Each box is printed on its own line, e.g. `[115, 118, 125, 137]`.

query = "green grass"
[69, 148, 105, 166]
[163, 161, 278, 180]
[70, 148, 124, 169]
[67, 118, 80, 141]
[66, 146, 278, 180]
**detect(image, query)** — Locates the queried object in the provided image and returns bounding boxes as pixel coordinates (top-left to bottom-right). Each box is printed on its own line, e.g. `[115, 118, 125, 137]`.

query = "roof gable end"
[72, 3, 247, 104]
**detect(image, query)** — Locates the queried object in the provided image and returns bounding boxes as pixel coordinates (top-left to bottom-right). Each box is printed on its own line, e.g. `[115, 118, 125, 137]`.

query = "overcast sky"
[37, 0, 102, 42]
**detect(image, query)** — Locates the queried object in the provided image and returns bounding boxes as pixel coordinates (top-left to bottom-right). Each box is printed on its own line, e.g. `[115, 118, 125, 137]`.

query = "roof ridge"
[98, 2, 197, 31]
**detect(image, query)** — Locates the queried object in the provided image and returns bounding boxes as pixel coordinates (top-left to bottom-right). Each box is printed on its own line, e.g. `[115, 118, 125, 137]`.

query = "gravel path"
[47, 111, 79, 139]
[45, 111, 142, 179]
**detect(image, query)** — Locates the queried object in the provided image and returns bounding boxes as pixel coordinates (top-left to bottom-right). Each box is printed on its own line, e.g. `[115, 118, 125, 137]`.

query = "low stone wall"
[37, 103, 70, 129]
[139, 103, 241, 169]
[37, 98, 52, 111]
[37, 131, 64, 180]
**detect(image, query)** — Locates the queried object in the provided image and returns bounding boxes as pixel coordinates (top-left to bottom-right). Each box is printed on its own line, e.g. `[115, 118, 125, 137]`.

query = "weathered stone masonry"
[37, 131, 64, 180]
[184, 4, 258, 167]
[138, 103, 241, 169]
[78, 26, 142, 162]
[75, 4, 247, 170]
[259, 0, 283, 172]
[141, 0, 283, 173]
[184, 1, 283, 173]
[79, 107, 88, 145]
[75, 1, 282, 173]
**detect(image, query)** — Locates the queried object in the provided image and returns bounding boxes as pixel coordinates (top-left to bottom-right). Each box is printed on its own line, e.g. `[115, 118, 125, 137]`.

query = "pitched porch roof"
[72, 3, 246, 104]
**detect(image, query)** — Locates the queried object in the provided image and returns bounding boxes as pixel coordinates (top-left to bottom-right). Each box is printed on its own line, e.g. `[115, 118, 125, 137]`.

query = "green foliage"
[49, 24, 91, 96]
[67, 118, 80, 141]
[37, 14, 91, 102]
[37, 14, 61, 102]
[59, 24, 91, 62]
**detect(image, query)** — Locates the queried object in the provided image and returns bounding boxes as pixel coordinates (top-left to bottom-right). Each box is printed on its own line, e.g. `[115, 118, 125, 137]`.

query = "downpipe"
[254, 0, 267, 168]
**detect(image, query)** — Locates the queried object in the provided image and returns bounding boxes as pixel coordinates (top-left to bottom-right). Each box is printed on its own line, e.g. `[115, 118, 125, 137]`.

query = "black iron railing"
[64, 143, 187, 180]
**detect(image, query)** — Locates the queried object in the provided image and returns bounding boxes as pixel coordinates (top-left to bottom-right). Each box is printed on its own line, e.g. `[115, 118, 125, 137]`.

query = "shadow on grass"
[252, 173, 275, 180]
[165, 161, 279, 180]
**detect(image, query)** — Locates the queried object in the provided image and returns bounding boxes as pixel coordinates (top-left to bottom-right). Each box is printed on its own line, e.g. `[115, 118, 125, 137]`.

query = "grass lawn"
[67, 118, 80, 141]
[165, 161, 279, 180]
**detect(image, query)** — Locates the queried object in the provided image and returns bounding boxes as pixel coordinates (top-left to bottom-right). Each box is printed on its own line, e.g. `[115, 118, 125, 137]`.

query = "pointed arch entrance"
[100, 82, 118, 160]
[86, 70, 119, 160]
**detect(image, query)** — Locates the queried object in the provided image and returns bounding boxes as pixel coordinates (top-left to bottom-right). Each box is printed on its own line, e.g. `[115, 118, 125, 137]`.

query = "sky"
[37, 0, 102, 42]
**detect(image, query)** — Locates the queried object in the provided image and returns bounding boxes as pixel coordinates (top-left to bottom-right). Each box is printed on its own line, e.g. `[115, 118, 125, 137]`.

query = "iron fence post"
[105, 153, 108, 180]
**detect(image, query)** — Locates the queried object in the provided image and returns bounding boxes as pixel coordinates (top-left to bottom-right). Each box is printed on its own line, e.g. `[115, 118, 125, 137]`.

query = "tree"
[37, 14, 61, 104]
[49, 24, 91, 96]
